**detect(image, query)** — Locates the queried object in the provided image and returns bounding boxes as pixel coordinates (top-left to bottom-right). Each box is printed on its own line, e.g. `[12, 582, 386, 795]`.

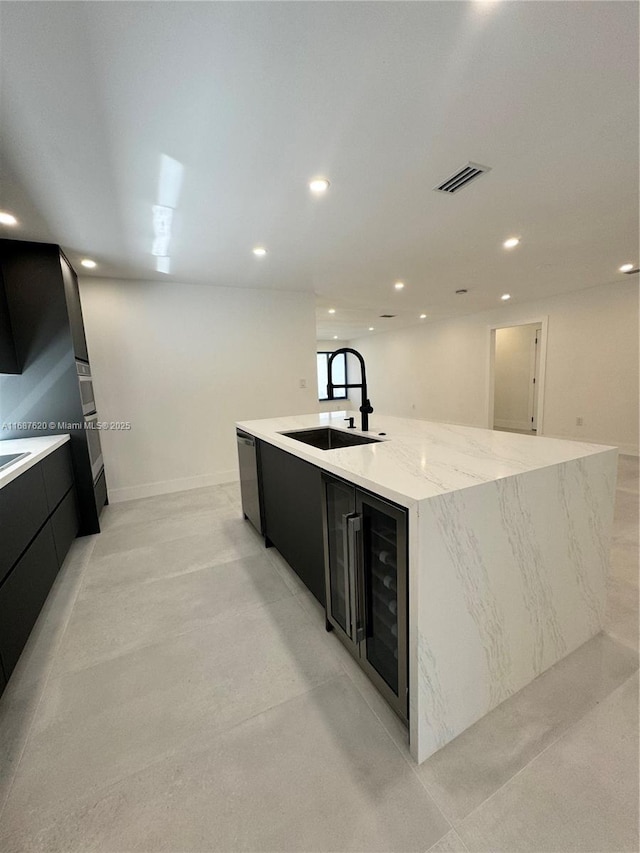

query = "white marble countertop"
[237, 411, 616, 507]
[0, 435, 70, 490]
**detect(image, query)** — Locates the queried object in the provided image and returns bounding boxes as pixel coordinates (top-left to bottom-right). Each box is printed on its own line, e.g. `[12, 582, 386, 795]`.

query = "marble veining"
[431, 491, 515, 707]
[497, 474, 567, 674]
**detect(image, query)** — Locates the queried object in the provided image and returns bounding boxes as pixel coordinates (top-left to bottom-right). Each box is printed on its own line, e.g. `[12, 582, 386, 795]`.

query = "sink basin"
[280, 427, 383, 451]
[0, 452, 29, 472]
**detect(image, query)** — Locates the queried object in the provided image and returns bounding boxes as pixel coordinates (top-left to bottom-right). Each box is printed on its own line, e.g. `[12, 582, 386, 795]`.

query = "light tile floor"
[0, 458, 637, 852]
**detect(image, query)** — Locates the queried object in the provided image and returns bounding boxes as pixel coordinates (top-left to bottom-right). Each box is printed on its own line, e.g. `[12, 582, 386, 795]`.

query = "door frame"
[486, 316, 549, 435]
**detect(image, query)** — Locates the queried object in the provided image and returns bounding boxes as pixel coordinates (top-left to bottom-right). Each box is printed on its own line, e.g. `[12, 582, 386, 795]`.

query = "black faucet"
[327, 348, 374, 432]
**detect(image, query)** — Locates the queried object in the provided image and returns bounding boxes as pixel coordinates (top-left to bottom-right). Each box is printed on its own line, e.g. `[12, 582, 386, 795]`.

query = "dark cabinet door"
[0, 658, 6, 695]
[0, 269, 19, 374]
[51, 487, 79, 567]
[0, 521, 59, 678]
[41, 443, 74, 514]
[0, 464, 49, 584]
[260, 442, 325, 605]
[60, 252, 89, 362]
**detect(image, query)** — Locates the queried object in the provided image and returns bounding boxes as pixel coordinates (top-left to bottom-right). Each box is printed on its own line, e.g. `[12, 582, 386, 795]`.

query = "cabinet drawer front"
[41, 443, 74, 514]
[0, 521, 58, 678]
[0, 463, 49, 584]
[51, 486, 79, 567]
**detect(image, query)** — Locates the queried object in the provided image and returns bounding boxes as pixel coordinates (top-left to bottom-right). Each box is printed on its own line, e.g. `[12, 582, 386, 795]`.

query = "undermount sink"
[0, 452, 29, 472]
[280, 427, 383, 451]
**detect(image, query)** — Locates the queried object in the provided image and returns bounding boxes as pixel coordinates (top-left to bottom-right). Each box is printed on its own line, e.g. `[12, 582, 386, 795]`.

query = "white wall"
[349, 281, 639, 454]
[79, 278, 319, 501]
[494, 323, 538, 430]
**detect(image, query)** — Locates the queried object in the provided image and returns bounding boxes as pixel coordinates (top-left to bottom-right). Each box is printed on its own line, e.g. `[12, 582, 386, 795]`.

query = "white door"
[530, 326, 542, 431]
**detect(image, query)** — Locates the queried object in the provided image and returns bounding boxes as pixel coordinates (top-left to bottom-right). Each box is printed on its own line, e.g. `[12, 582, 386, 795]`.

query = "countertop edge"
[0, 435, 71, 490]
[237, 412, 617, 507]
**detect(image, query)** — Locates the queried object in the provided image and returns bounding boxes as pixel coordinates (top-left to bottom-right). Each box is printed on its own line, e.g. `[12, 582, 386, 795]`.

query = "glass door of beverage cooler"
[323, 478, 357, 640]
[356, 490, 408, 722]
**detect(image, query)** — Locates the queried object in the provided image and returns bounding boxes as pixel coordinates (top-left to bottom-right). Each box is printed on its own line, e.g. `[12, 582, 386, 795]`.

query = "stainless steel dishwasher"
[236, 429, 262, 534]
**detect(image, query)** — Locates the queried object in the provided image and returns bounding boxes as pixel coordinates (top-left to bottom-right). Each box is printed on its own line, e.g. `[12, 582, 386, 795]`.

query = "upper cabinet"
[0, 267, 20, 374]
[59, 252, 89, 362]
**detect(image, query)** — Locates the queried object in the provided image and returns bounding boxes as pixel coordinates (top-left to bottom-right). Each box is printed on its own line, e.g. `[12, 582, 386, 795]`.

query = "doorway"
[488, 320, 547, 435]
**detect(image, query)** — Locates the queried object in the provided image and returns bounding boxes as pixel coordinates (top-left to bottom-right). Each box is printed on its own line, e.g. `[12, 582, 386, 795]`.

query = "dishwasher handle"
[236, 430, 255, 447]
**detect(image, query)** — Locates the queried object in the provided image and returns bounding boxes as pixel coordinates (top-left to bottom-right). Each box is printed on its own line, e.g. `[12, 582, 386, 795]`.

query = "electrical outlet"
[576, 417, 583, 426]
[299, 378, 307, 389]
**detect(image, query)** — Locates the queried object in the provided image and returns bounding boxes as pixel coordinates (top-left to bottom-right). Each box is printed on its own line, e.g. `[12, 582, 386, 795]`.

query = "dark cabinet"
[0, 269, 19, 374]
[0, 443, 79, 694]
[51, 487, 79, 566]
[323, 475, 408, 722]
[60, 253, 89, 362]
[0, 239, 107, 533]
[0, 521, 59, 678]
[0, 464, 49, 584]
[260, 441, 325, 606]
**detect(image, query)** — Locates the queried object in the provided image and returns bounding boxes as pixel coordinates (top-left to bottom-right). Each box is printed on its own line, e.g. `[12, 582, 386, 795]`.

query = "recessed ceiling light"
[368, 327, 375, 331]
[81, 259, 97, 269]
[0, 211, 18, 226]
[501, 293, 511, 301]
[328, 308, 336, 314]
[394, 282, 405, 290]
[333, 335, 338, 340]
[252, 246, 267, 256]
[619, 263, 634, 273]
[503, 237, 520, 249]
[309, 178, 330, 193]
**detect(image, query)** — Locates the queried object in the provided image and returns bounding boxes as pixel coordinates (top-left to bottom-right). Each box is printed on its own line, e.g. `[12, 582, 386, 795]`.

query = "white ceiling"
[0, 1, 638, 340]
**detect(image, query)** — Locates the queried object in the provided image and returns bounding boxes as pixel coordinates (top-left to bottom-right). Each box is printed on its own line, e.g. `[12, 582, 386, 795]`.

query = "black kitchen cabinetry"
[60, 252, 89, 363]
[0, 269, 19, 374]
[0, 445, 79, 694]
[0, 239, 107, 533]
[323, 474, 408, 722]
[259, 441, 326, 606]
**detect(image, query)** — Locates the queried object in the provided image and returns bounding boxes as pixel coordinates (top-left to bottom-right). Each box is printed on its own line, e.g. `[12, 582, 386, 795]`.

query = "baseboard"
[494, 418, 533, 431]
[108, 469, 239, 503]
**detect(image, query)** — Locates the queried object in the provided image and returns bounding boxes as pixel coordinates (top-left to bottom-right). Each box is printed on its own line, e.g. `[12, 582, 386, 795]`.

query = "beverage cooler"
[322, 474, 408, 722]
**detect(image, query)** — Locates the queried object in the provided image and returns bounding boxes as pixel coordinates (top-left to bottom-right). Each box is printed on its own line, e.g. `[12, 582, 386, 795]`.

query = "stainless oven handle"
[347, 514, 362, 644]
[341, 513, 352, 638]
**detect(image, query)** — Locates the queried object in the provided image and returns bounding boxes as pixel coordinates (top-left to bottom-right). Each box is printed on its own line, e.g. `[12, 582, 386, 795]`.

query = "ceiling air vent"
[379, 314, 396, 318]
[434, 162, 491, 194]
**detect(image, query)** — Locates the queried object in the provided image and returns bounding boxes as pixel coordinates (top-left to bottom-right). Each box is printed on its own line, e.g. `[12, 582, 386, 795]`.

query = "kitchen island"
[237, 411, 617, 763]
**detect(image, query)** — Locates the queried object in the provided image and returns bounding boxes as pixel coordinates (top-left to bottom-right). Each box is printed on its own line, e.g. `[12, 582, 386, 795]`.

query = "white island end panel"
[412, 447, 617, 763]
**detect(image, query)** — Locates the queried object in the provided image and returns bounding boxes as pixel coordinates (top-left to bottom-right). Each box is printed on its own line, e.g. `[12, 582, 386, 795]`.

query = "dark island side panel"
[259, 440, 326, 606]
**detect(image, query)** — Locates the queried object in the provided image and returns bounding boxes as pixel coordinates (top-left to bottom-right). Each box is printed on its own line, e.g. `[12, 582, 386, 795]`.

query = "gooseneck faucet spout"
[327, 347, 374, 432]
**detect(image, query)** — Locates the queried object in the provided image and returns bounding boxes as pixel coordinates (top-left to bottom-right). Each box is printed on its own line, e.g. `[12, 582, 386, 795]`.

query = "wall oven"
[76, 360, 96, 416]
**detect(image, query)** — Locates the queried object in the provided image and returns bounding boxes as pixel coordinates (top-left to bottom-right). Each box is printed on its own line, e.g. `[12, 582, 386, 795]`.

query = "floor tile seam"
[97, 498, 238, 535]
[425, 827, 470, 853]
[0, 533, 98, 826]
[94, 504, 244, 550]
[450, 669, 640, 836]
[2, 672, 351, 840]
[46, 587, 299, 684]
[77, 548, 278, 603]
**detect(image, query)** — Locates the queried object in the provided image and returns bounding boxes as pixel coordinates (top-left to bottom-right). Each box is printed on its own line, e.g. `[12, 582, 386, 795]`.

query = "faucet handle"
[344, 417, 356, 429]
[360, 400, 374, 415]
